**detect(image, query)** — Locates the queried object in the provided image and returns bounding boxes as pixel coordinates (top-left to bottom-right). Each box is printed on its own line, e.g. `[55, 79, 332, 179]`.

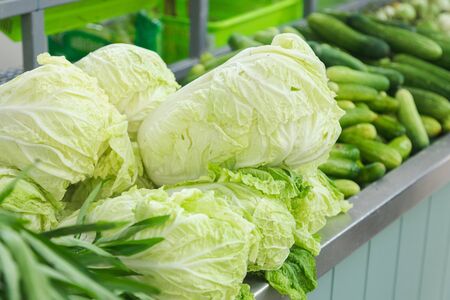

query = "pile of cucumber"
[305, 12, 450, 198]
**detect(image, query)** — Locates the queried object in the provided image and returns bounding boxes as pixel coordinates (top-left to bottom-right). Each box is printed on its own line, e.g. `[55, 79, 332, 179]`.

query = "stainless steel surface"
[252, 133, 450, 299]
[189, 0, 209, 58]
[0, 0, 36, 19]
[21, 10, 47, 70]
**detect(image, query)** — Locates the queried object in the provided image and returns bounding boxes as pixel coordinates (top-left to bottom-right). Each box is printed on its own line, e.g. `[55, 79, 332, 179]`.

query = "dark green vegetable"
[417, 29, 450, 70]
[393, 54, 450, 83]
[330, 143, 361, 161]
[340, 123, 377, 140]
[396, 89, 430, 150]
[406, 87, 450, 122]
[308, 13, 390, 59]
[388, 135, 413, 160]
[348, 14, 442, 60]
[340, 107, 378, 128]
[280, 25, 304, 39]
[310, 43, 367, 70]
[366, 95, 399, 113]
[333, 179, 360, 198]
[356, 162, 386, 184]
[337, 100, 356, 110]
[420, 115, 442, 138]
[253, 27, 279, 44]
[319, 157, 361, 179]
[228, 33, 262, 50]
[340, 135, 402, 169]
[366, 65, 404, 91]
[335, 83, 379, 101]
[373, 115, 406, 140]
[327, 66, 389, 91]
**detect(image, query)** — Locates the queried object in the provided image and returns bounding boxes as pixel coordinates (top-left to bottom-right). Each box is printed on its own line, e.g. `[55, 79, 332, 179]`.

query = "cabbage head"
[138, 33, 344, 186]
[166, 179, 296, 271]
[0, 167, 59, 231]
[76, 44, 179, 138]
[0, 53, 138, 201]
[62, 187, 253, 300]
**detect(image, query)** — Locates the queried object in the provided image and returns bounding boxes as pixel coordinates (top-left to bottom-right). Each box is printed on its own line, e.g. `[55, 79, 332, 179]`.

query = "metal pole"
[21, 9, 47, 70]
[189, 0, 208, 58]
[303, 0, 316, 17]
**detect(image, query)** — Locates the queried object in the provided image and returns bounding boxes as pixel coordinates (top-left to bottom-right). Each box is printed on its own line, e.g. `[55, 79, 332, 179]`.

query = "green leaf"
[265, 246, 317, 300]
[76, 181, 103, 226]
[95, 273, 160, 295]
[42, 221, 126, 239]
[99, 238, 164, 256]
[0, 228, 53, 300]
[21, 231, 121, 300]
[98, 215, 169, 244]
[0, 163, 36, 204]
[0, 242, 21, 300]
[236, 283, 255, 300]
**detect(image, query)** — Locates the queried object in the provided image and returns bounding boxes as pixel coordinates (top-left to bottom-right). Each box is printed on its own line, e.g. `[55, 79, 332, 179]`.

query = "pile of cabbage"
[0, 34, 350, 300]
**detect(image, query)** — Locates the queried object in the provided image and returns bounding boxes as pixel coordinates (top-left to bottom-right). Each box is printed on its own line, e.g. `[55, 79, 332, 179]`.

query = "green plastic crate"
[162, 0, 303, 63]
[0, 0, 158, 41]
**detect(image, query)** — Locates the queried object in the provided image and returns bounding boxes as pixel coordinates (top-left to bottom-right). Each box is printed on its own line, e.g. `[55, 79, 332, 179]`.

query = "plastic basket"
[161, 0, 303, 63]
[0, 0, 158, 42]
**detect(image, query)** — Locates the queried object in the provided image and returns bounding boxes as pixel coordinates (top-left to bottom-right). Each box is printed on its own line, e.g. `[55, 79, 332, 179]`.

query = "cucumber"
[355, 103, 370, 110]
[393, 54, 450, 83]
[253, 27, 279, 44]
[443, 116, 450, 132]
[348, 14, 442, 60]
[204, 50, 239, 70]
[183, 64, 206, 84]
[328, 81, 339, 93]
[293, 24, 323, 41]
[373, 115, 406, 140]
[375, 134, 387, 144]
[335, 83, 379, 101]
[326, 66, 389, 91]
[199, 52, 215, 64]
[280, 26, 304, 39]
[228, 33, 262, 50]
[356, 162, 386, 184]
[340, 135, 402, 169]
[330, 143, 361, 161]
[417, 29, 450, 70]
[340, 123, 377, 140]
[366, 95, 399, 113]
[366, 65, 404, 91]
[337, 100, 356, 110]
[406, 87, 450, 122]
[388, 135, 412, 160]
[380, 62, 450, 98]
[312, 43, 367, 71]
[340, 107, 378, 128]
[307, 13, 390, 59]
[333, 179, 360, 199]
[420, 115, 442, 138]
[396, 89, 430, 150]
[319, 157, 361, 179]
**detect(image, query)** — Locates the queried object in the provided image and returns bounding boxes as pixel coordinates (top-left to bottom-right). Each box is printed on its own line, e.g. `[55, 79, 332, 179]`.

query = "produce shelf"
[249, 133, 450, 299]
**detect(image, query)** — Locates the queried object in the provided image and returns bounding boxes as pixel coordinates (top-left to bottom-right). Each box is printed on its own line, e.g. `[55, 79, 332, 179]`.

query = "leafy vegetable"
[236, 284, 255, 300]
[60, 187, 254, 300]
[0, 53, 138, 201]
[265, 246, 317, 300]
[138, 33, 344, 186]
[76, 44, 180, 138]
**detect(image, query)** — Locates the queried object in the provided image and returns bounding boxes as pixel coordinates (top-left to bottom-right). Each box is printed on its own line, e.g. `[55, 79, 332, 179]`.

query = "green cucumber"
[319, 157, 361, 179]
[366, 95, 399, 113]
[327, 66, 389, 91]
[228, 33, 262, 50]
[348, 14, 442, 60]
[312, 43, 367, 71]
[373, 115, 406, 140]
[340, 123, 377, 140]
[380, 62, 450, 98]
[307, 13, 390, 59]
[356, 162, 386, 184]
[253, 27, 279, 44]
[294, 24, 323, 41]
[335, 83, 379, 101]
[396, 89, 430, 150]
[443, 116, 450, 132]
[366, 65, 404, 91]
[355, 103, 370, 110]
[406, 87, 450, 122]
[333, 179, 360, 199]
[280, 26, 304, 39]
[420, 115, 442, 138]
[204, 50, 239, 70]
[340, 135, 402, 169]
[340, 107, 378, 128]
[330, 143, 360, 161]
[388, 135, 412, 160]
[417, 29, 450, 70]
[393, 54, 450, 83]
[337, 100, 356, 110]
